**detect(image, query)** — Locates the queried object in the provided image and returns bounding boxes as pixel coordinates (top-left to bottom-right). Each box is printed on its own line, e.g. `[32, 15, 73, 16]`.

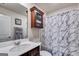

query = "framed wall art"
[15, 18, 22, 25]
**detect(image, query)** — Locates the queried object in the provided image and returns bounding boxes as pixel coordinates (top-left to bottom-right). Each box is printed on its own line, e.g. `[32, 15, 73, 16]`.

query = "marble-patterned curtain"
[41, 10, 79, 56]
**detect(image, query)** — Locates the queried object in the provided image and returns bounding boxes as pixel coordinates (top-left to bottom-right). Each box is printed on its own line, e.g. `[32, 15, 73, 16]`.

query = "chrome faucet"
[14, 40, 21, 46]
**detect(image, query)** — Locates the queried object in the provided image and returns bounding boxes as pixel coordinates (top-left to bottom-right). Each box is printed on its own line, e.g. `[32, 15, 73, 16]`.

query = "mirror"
[0, 3, 28, 42]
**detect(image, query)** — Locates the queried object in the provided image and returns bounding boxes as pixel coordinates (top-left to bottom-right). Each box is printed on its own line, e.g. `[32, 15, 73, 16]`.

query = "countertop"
[0, 41, 41, 56]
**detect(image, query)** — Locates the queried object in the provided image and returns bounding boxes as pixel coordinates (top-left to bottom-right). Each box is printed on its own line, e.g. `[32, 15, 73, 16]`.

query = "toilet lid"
[40, 51, 52, 56]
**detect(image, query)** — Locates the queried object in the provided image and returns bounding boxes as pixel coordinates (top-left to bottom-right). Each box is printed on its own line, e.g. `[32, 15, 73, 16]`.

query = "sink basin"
[9, 44, 31, 52]
[8, 44, 32, 56]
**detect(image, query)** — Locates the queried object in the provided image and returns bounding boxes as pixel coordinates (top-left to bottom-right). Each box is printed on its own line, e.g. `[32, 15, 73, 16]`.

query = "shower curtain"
[41, 10, 79, 56]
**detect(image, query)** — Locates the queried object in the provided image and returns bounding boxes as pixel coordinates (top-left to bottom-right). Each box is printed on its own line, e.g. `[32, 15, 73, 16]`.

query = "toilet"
[40, 50, 52, 56]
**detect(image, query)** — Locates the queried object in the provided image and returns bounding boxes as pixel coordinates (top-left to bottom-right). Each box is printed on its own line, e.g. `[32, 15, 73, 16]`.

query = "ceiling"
[0, 3, 78, 15]
[0, 3, 27, 16]
[35, 3, 78, 14]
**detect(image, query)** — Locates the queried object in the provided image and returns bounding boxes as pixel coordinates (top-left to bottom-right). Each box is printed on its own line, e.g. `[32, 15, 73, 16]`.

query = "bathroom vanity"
[20, 46, 40, 56]
[0, 41, 41, 56]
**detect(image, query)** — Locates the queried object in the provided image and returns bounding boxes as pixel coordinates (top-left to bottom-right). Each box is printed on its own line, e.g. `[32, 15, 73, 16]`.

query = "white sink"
[10, 44, 31, 52]
[8, 44, 33, 56]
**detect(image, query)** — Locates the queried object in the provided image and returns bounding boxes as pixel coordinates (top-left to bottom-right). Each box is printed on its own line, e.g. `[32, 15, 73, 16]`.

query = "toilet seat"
[40, 50, 52, 56]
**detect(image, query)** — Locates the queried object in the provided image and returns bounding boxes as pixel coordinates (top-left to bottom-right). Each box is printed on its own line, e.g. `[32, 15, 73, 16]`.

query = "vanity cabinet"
[20, 46, 40, 56]
[30, 6, 44, 28]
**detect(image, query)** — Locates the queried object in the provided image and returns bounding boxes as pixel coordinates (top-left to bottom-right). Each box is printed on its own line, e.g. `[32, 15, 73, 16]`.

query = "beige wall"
[20, 3, 45, 42]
